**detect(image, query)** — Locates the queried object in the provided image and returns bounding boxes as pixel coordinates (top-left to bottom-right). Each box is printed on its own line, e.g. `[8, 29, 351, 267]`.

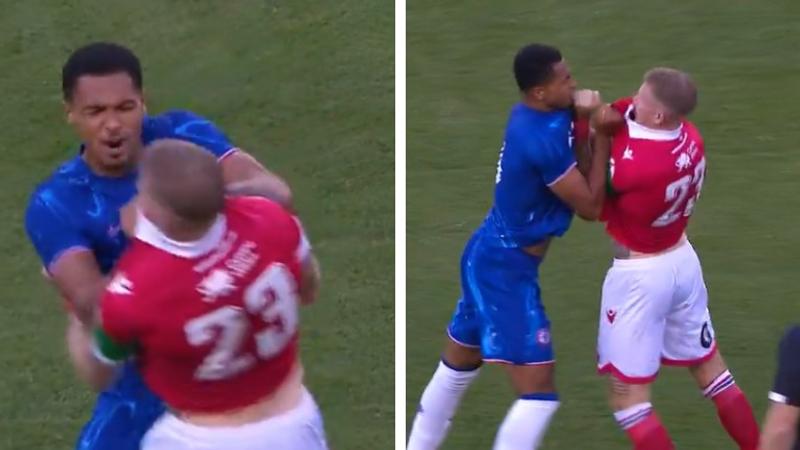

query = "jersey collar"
[625, 105, 682, 141]
[134, 210, 227, 258]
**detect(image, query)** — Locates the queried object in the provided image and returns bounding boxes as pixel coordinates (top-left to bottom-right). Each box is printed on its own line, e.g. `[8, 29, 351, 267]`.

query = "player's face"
[536, 60, 576, 110]
[632, 82, 666, 128]
[65, 72, 145, 174]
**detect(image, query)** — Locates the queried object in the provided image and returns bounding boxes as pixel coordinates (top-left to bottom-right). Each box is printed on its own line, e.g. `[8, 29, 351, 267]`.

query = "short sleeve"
[153, 110, 239, 160]
[528, 134, 576, 186]
[769, 326, 800, 406]
[24, 191, 91, 272]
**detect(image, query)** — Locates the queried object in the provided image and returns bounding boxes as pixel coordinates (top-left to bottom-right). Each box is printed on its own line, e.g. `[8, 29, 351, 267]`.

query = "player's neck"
[522, 97, 554, 113]
[636, 118, 681, 132]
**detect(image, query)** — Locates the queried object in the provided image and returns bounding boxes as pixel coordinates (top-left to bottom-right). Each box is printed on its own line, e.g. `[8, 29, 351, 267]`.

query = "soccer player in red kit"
[77, 139, 327, 450]
[594, 68, 759, 450]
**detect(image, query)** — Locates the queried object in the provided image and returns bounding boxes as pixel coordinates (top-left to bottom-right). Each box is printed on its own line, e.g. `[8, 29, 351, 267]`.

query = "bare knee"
[689, 351, 727, 388]
[607, 376, 651, 411]
[442, 337, 483, 370]
[505, 364, 556, 395]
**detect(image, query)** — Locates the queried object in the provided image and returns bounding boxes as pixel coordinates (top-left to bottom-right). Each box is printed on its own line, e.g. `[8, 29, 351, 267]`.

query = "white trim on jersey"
[768, 391, 789, 404]
[545, 161, 578, 187]
[625, 104, 683, 142]
[135, 210, 227, 258]
[217, 146, 240, 162]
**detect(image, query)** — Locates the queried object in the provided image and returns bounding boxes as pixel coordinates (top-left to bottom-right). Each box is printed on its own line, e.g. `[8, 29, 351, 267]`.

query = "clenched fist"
[573, 89, 602, 117]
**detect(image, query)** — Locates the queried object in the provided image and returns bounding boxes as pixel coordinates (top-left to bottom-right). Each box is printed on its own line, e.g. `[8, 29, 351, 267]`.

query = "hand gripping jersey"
[94, 197, 310, 413]
[601, 98, 707, 253]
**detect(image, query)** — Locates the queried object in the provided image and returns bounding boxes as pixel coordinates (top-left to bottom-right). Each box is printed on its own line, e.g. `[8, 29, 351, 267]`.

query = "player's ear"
[140, 89, 148, 114]
[532, 86, 545, 101]
[64, 101, 75, 124]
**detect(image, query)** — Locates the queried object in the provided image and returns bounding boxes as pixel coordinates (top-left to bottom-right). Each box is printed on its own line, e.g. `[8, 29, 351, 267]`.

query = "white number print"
[652, 157, 706, 227]
[244, 264, 300, 360]
[185, 306, 254, 381]
[184, 263, 300, 381]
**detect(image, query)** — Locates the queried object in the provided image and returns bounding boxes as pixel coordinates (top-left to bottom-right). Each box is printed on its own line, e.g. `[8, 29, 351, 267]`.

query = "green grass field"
[0, 1, 393, 449]
[407, 1, 800, 448]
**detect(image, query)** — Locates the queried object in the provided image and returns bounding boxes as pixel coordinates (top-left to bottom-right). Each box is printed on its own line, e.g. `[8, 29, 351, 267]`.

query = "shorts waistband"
[157, 387, 317, 441]
[611, 239, 693, 269]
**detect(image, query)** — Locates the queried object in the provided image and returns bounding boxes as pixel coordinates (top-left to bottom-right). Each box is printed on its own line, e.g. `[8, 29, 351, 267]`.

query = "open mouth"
[103, 138, 126, 155]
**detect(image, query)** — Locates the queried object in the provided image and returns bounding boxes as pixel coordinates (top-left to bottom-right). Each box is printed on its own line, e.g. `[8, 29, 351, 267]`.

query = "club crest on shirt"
[675, 152, 692, 172]
[197, 269, 237, 303]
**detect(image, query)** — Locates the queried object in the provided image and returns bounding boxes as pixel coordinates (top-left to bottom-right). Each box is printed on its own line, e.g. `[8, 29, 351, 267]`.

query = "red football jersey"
[100, 196, 310, 412]
[601, 98, 706, 253]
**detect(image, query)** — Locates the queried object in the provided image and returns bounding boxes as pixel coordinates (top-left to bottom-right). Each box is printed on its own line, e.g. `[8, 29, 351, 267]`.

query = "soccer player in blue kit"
[407, 44, 612, 450]
[24, 42, 293, 450]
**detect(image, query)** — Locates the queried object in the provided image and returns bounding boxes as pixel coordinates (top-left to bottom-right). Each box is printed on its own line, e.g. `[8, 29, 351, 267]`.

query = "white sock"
[407, 361, 480, 450]
[492, 398, 560, 450]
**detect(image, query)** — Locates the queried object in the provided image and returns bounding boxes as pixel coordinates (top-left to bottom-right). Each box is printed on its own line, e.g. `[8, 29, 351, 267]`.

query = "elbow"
[276, 183, 294, 210]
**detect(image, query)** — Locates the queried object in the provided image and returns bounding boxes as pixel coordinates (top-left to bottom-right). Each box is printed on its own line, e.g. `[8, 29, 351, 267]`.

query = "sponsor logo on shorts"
[606, 309, 617, 324]
[536, 329, 551, 345]
[700, 322, 713, 349]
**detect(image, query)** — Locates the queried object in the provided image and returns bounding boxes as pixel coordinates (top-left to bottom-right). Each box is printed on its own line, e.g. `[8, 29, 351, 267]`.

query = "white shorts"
[596, 240, 717, 383]
[142, 388, 328, 450]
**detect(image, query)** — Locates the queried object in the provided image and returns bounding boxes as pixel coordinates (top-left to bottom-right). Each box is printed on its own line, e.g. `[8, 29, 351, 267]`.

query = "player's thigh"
[445, 294, 482, 368]
[475, 258, 553, 366]
[445, 235, 483, 355]
[597, 263, 672, 382]
[662, 249, 717, 368]
[451, 237, 552, 367]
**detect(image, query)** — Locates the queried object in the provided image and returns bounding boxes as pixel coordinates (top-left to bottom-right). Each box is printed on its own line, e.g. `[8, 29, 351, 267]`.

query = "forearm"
[66, 315, 118, 391]
[573, 116, 592, 175]
[227, 177, 292, 207]
[64, 280, 107, 327]
[586, 133, 610, 213]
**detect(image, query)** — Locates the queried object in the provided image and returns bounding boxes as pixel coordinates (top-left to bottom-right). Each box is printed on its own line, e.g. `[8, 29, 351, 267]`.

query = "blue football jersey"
[25, 110, 237, 274]
[480, 103, 577, 248]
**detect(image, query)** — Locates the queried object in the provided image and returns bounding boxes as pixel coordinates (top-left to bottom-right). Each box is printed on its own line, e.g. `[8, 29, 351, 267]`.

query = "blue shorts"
[75, 362, 165, 450]
[447, 234, 554, 365]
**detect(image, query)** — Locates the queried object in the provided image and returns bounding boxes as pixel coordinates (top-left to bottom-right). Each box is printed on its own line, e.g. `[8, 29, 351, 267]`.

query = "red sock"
[625, 412, 674, 450]
[710, 384, 760, 450]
